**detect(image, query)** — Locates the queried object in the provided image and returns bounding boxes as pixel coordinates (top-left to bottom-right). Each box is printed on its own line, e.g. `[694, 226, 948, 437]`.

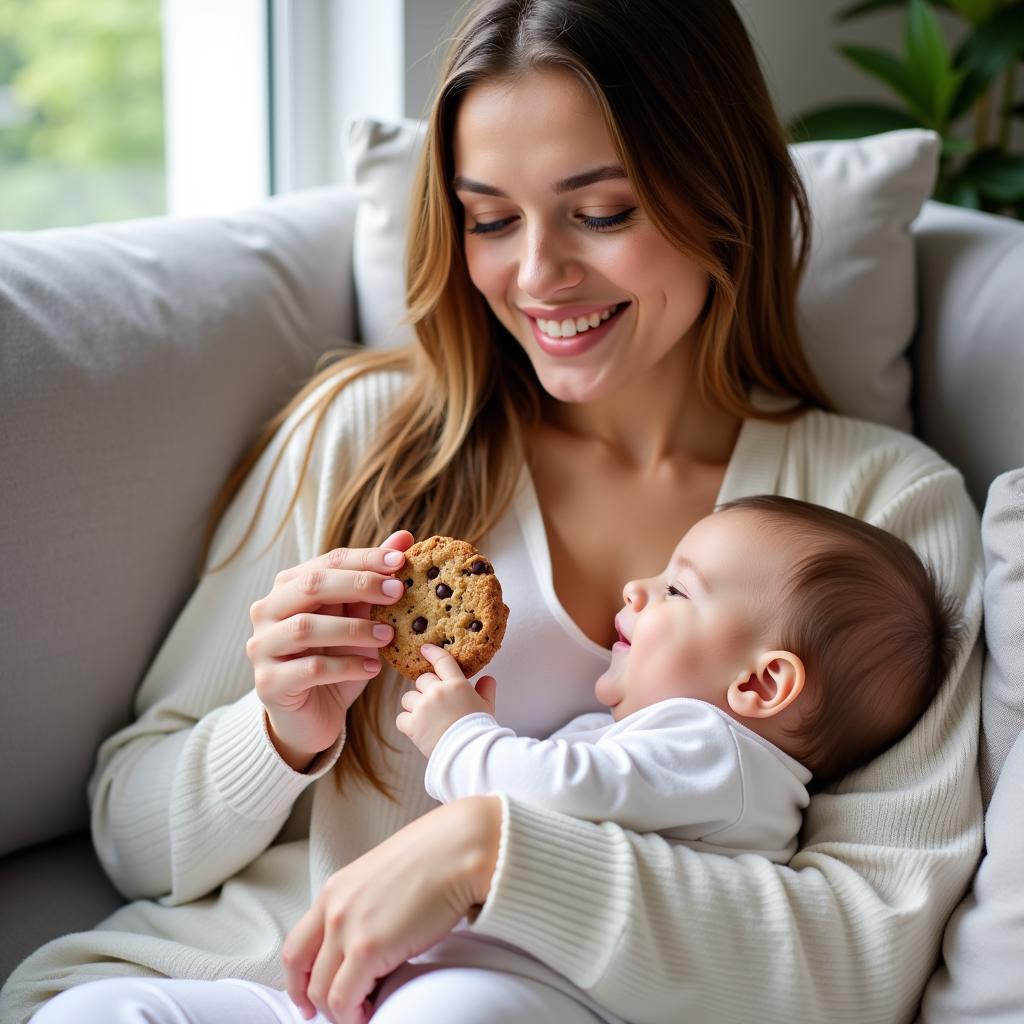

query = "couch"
[1, 121, 1023, 1019]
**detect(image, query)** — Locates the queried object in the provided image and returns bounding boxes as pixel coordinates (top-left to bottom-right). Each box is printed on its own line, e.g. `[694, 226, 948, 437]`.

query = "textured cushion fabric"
[345, 117, 939, 431]
[978, 468, 1024, 804]
[919, 730, 1024, 1022]
[0, 186, 359, 858]
[917, 467, 1024, 1021]
[0, 832, 122, 988]
[913, 202, 1024, 508]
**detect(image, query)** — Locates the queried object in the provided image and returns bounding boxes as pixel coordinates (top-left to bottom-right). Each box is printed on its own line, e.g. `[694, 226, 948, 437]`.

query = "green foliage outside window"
[0, 0, 165, 229]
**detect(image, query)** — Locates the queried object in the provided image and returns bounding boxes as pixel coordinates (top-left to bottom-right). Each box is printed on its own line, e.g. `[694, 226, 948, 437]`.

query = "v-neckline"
[512, 404, 791, 656]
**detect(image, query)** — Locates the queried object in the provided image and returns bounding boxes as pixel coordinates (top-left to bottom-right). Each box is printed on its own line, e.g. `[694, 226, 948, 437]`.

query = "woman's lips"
[526, 302, 629, 358]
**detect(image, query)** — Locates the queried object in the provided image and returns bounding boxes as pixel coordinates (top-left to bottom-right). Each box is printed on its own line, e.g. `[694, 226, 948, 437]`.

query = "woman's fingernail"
[382, 579, 405, 598]
[363, 658, 381, 673]
[373, 624, 393, 641]
[384, 550, 404, 567]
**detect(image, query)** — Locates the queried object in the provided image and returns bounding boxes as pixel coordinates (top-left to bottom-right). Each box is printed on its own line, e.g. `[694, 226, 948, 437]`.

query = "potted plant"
[790, 0, 1024, 218]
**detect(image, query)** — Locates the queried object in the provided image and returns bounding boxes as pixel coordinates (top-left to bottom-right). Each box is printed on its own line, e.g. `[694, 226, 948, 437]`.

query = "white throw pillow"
[344, 116, 939, 431]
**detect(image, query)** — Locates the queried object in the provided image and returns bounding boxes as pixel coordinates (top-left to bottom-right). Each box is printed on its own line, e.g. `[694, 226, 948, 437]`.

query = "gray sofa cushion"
[0, 186, 358, 858]
[0, 831, 123, 988]
[913, 203, 1024, 507]
[978, 469, 1024, 804]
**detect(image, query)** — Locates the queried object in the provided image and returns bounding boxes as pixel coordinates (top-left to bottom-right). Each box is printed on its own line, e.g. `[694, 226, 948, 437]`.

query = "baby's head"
[596, 495, 961, 785]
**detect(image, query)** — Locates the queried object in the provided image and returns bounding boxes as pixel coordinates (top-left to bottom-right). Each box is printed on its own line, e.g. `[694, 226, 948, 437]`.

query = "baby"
[395, 494, 962, 862]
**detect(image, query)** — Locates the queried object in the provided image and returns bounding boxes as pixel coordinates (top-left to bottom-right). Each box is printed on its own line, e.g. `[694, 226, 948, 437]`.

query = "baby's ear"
[727, 651, 805, 720]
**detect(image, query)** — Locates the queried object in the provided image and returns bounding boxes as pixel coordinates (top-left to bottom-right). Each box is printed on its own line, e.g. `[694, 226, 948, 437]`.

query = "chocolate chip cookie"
[370, 535, 509, 680]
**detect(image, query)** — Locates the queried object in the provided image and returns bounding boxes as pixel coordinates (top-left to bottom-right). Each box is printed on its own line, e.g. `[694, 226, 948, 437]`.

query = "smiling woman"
[4, 1, 984, 1023]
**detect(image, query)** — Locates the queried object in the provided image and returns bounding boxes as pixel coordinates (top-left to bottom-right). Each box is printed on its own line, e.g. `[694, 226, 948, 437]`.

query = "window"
[0, 0, 166, 230]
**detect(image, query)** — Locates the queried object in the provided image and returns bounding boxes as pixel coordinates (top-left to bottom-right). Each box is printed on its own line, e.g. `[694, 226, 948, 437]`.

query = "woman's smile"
[525, 301, 631, 358]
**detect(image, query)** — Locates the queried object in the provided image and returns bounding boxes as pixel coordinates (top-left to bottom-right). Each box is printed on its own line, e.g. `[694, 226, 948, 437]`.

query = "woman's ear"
[727, 651, 805, 720]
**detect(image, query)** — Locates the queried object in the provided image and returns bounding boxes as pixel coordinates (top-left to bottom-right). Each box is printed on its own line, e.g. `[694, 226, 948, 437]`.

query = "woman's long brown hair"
[196, 0, 831, 801]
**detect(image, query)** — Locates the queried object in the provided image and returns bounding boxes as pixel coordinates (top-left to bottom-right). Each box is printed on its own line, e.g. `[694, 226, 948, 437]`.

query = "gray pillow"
[0, 186, 358, 857]
[978, 467, 1024, 805]
[918, 466, 1024, 1022]
[920, 730, 1024, 1022]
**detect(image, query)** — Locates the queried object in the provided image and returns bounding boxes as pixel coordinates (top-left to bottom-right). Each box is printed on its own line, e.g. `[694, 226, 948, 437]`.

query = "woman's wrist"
[264, 711, 319, 773]
[457, 794, 503, 910]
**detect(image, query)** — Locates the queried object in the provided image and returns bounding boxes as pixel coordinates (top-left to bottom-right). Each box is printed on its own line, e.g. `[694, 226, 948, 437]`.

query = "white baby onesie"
[425, 697, 812, 863]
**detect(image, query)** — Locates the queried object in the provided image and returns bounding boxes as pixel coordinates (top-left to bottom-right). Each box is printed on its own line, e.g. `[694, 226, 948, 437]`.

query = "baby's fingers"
[419, 644, 469, 684]
[414, 670, 442, 692]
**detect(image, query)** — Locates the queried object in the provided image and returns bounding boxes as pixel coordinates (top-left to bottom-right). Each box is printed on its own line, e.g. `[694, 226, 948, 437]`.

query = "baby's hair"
[715, 495, 962, 786]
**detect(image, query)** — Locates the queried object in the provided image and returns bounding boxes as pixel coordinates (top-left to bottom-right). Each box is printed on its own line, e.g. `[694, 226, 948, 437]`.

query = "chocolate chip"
[435, 582, 453, 599]
[461, 569, 471, 576]
[471, 561, 489, 575]
[427, 567, 440, 580]
[412, 616, 428, 634]
[469, 620, 483, 632]
[441, 638, 450, 646]
[445, 604, 452, 611]
[404, 578, 413, 588]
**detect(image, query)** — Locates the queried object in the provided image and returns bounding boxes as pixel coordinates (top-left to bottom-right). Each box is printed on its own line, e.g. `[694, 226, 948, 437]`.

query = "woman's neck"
[540, 344, 742, 473]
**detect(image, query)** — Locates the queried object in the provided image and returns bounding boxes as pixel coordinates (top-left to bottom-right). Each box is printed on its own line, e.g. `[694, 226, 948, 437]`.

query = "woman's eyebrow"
[452, 164, 627, 197]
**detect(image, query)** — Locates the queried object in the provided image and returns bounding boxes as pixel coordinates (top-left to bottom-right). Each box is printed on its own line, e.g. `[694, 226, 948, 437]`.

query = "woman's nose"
[623, 579, 647, 611]
[517, 226, 584, 298]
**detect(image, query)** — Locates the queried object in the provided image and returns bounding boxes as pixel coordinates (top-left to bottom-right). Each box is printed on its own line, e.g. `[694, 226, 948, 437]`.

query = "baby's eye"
[666, 585, 689, 599]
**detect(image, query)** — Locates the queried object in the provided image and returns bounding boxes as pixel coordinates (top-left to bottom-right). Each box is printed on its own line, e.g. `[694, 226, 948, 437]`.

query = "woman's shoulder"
[787, 406, 967, 497]
[792, 406, 954, 477]
[278, 359, 413, 460]
[780, 407, 978, 536]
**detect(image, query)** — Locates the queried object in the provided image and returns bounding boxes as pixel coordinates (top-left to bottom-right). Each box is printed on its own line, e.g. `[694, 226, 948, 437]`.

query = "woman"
[3, 1, 983, 1022]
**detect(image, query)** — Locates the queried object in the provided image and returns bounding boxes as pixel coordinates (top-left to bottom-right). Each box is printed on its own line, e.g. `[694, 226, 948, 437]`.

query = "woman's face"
[452, 69, 710, 405]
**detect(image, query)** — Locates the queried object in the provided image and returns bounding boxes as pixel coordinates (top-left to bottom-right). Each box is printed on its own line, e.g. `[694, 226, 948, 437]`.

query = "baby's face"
[595, 510, 790, 722]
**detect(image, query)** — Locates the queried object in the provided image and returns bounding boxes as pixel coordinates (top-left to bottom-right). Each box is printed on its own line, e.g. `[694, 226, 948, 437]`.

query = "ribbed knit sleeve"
[469, 412, 985, 1024]
[87, 367, 406, 904]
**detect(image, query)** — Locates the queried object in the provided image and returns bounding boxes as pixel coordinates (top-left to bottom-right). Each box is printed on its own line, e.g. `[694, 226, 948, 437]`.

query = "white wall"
[399, 0, 1022, 147]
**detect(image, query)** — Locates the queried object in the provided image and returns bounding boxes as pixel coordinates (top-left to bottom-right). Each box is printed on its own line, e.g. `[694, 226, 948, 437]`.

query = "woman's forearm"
[90, 690, 344, 903]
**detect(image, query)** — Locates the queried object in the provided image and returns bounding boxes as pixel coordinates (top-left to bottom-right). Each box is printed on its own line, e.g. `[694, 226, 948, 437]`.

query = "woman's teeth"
[536, 304, 619, 339]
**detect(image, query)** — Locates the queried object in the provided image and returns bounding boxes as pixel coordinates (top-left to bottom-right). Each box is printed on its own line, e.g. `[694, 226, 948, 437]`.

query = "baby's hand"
[395, 644, 497, 759]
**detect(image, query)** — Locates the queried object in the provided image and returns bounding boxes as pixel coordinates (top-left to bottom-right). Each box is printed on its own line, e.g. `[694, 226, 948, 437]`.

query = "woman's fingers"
[327, 955, 380, 1024]
[257, 614, 394, 659]
[282, 905, 324, 1020]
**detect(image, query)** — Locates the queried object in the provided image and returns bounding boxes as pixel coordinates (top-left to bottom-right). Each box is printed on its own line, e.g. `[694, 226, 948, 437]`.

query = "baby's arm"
[429, 704, 744, 836]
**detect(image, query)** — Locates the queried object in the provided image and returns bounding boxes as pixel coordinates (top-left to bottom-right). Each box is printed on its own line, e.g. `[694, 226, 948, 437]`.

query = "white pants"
[30, 967, 610, 1023]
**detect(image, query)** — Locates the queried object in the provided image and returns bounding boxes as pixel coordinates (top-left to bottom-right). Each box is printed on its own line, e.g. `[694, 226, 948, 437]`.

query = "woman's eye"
[666, 585, 689, 599]
[579, 209, 636, 231]
[466, 208, 637, 236]
[467, 217, 514, 235]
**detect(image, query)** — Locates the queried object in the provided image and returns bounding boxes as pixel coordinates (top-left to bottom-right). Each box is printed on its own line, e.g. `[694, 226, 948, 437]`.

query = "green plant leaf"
[839, 45, 934, 122]
[836, 0, 951, 22]
[947, 0, 998, 23]
[949, 66, 996, 119]
[935, 174, 983, 207]
[940, 134, 977, 156]
[961, 148, 1024, 201]
[906, 0, 955, 122]
[955, 2, 1024, 86]
[789, 103, 923, 141]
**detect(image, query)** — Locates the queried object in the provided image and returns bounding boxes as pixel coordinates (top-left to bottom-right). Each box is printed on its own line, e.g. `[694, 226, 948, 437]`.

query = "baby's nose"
[622, 579, 646, 610]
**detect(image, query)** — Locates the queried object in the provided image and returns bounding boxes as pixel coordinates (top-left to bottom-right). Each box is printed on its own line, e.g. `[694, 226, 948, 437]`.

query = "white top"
[426, 700, 812, 863]
[0, 368, 985, 1024]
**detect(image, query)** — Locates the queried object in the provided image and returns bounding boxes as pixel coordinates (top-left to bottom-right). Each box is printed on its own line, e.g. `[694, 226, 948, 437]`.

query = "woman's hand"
[246, 529, 414, 771]
[282, 795, 503, 1024]
[396, 643, 497, 758]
